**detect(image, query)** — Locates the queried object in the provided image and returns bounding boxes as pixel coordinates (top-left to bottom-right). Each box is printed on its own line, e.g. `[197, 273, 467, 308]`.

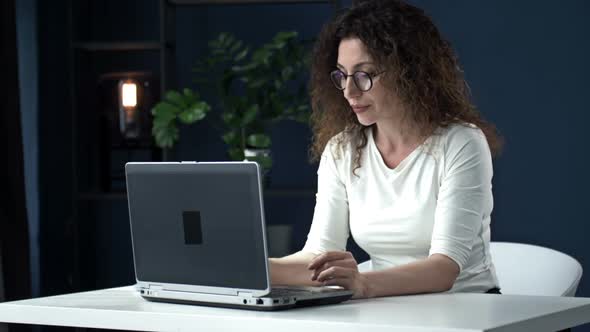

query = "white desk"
[1, 286, 590, 332]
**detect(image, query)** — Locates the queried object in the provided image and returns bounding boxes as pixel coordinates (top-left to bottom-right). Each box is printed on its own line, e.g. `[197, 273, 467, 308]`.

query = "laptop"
[125, 161, 353, 310]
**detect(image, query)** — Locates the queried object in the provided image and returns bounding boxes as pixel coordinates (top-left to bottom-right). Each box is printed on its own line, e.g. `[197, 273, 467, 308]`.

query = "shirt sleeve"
[302, 142, 350, 254]
[429, 127, 494, 271]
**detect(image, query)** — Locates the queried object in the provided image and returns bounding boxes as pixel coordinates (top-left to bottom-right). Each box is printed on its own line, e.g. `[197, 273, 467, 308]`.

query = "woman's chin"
[356, 114, 376, 127]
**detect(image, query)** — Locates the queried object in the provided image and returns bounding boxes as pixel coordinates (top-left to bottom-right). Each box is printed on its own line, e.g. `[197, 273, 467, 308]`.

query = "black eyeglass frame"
[329, 69, 386, 92]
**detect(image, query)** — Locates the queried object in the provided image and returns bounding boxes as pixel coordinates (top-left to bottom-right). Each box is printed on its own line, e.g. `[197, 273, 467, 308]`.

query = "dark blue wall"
[402, 3, 590, 331]
[171, 0, 590, 301]
[412, 0, 590, 296]
[21, 2, 590, 331]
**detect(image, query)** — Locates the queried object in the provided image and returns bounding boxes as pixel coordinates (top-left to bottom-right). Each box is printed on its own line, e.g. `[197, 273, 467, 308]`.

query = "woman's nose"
[343, 76, 362, 100]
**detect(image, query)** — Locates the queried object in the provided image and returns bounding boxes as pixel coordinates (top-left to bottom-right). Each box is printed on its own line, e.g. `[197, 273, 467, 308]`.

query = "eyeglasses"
[329, 69, 385, 92]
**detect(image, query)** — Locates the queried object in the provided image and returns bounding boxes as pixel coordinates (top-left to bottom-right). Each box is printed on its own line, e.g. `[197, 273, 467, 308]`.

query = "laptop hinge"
[237, 291, 253, 298]
[148, 284, 164, 291]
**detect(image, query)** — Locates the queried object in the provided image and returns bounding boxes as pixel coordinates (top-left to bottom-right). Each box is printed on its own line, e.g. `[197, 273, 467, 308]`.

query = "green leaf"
[221, 112, 233, 123]
[232, 63, 257, 73]
[151, 101, 178, 117]
[246, 134, 271, 148]
[292, 104, 310, 123]
[224, 34, 236, 48]
[208, 39, 219, 49]
[297, 104, 309, 112]
[178, 102, 209, 124]
[222, 131, 240, 145]
[229, 40, 243, 54]
[182, 88, 199, 104]
[222, 111, 241, 127]
[152, 110, 176, 128]
[234, 48, 249, 62]
[252, 48, 271, 65]
[274, 31, 297, 42]
[152, 115, 168, 128]
[293, 113, 307, 123]
[165, 90, 186, 108]
[271, 41, 286, 50]
[152, 124, 179, 149]
[241, 104, 259, 126]
[228, 147, 245, 161]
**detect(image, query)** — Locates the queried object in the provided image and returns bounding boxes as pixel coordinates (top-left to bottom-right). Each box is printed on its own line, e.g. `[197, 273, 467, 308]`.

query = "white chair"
[490, 242, 582, 296]
[356, 242, 583, 296]
[357, 259, 372, 273]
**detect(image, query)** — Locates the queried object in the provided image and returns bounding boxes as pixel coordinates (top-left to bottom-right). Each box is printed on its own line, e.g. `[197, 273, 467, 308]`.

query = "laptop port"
[243, 299, 247, 304]
[273, 299, 279, 304]
[256, 299, 263, 305]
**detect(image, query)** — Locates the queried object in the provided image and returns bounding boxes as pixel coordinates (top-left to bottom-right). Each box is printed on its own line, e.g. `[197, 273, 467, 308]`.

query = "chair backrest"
[490, 242, 583, 297]
[357, 259, 372, 273]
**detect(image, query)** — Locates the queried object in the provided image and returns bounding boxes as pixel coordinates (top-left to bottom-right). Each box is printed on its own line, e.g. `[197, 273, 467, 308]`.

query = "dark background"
[11, 0, 590, 331]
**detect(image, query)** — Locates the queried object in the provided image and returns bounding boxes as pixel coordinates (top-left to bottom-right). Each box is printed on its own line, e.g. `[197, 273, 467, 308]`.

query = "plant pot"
[244, 148, 272, 187]
[266, 224, 293, 258]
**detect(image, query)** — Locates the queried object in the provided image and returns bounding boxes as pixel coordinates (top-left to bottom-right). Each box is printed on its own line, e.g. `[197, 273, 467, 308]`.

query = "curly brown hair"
[309, 0, 502, 171]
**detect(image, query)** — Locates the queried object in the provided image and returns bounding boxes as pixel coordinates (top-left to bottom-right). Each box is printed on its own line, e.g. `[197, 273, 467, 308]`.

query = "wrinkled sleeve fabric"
[302, 142, 350, 254]
[429, 128, 494, 271]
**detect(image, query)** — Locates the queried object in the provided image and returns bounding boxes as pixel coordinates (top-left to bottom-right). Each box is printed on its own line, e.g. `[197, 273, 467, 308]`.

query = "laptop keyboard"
[269, 286, 339, 297]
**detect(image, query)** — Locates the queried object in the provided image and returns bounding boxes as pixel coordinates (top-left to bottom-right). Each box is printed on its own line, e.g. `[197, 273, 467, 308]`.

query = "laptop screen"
[126, 162, 268, 291]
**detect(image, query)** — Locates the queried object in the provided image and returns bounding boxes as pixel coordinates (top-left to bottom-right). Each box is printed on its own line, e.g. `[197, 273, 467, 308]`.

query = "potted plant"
[151, 31, 311, 175]
[151, 88, 211, 152]
[203, 31, 310, 171]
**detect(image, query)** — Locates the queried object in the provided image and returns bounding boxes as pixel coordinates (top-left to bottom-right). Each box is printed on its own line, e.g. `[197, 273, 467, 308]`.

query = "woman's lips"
[351, 105, 370, 113]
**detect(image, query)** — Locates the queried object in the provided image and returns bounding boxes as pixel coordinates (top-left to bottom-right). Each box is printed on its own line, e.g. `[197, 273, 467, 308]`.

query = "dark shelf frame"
[77, 188, 315, 201]
[73, 41, 166, 52]
[78, 192, 128, 201]
[68, 0, 339, 292]
[167, 0, 342, 16]
[69, 0, 339, 200]
[170, 0, 337, 5]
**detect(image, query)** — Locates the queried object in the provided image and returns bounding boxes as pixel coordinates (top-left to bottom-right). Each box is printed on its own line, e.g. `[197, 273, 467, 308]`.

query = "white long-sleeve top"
[302, 124, 499, 292]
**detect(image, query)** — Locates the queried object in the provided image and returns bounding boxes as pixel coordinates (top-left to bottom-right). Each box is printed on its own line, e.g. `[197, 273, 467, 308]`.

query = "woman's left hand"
[307, 251, 370, 299]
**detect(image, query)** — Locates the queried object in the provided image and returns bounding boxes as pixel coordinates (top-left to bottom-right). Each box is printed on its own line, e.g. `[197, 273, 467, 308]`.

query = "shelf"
[266, 188, 315, 197]
[169, 0, 336, 5]
[73, 42, 166, 52]
[78, 192, 127, 201]
[109, 143, 156, 150]
[77, 188, 315, 201]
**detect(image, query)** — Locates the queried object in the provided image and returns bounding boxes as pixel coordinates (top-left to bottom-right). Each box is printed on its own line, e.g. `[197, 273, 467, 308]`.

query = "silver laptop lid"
[125, 161, 271, 297]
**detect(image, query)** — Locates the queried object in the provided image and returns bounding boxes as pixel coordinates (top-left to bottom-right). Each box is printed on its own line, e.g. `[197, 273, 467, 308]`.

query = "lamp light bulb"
[121, 83, 137, 108]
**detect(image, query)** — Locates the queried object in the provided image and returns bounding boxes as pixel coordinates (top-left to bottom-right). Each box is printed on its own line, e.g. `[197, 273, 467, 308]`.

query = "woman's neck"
[373, 122, 421, 155]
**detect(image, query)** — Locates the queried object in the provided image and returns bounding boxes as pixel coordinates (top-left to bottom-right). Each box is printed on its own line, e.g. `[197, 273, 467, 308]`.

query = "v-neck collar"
[368, 128, 426, 173]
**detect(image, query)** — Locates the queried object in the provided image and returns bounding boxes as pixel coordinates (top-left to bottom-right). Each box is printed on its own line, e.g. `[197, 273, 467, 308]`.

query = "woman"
[270, 0, 502, 299]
